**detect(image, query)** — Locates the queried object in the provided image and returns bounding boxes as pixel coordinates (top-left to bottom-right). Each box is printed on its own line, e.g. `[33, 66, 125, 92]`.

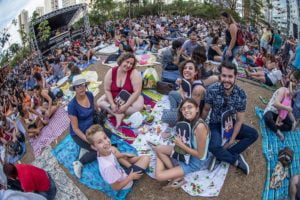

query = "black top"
[208, 46, 219, 60]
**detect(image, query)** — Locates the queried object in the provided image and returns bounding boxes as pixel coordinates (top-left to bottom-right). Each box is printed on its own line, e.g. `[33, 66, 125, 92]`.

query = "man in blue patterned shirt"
[201, 61, 258, 175]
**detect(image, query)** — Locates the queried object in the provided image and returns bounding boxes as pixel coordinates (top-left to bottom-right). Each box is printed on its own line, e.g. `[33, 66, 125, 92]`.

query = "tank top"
[111, 66, 134, 99]
[225, 25, 237, 47]
[255, 54, 264, 67]
[208, 46, 218, 60]
[191, 119, 210, 160]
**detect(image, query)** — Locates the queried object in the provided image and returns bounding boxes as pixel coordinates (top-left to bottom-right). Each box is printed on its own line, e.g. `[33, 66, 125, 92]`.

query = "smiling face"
[74, 83, 86, 96]
[180, 101, 199, 121]
[220, 66, 236, 91]
[182, 62, 198, 81]
[120, 57, 135, 72]
[91, 131, 112, 155]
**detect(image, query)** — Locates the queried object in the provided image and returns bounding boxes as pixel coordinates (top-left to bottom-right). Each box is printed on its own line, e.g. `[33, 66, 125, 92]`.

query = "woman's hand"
[111, 103, 118, 113]
[174, 136, 185, 148]
[118, 104, 128, 114]
[226, 49, 232, 57]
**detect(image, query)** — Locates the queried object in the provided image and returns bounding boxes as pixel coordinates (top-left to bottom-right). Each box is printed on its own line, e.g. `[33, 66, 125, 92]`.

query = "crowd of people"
[0, 12, 299, 199]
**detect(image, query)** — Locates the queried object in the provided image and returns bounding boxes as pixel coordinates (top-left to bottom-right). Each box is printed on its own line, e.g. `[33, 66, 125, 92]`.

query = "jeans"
[222, 46, 240, 62]
[37, 173, 57, 200]
[168, 90, 181, 109]
[263, 111, 293, 132]
[71, 134, 97, 165]
[209, 123, 258, 165]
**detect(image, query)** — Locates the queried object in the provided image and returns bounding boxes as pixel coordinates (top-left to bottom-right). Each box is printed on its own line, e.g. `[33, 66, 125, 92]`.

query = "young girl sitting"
[154, 98, 210, 190]
[276, 82, 296, 127]
[86, 124, 150, 191]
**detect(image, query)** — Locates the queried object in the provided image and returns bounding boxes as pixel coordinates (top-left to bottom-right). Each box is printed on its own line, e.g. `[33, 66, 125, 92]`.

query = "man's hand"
[223, 139, 235, 149]
[226, 49, 232, 57]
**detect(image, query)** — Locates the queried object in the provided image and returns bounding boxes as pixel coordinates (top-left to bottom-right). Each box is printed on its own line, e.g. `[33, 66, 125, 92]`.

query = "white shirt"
[267, 69, 282, 85]
[97, 153, 132, 189]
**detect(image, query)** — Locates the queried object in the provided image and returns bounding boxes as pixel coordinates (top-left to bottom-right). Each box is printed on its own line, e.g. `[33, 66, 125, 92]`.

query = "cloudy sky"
[0, 0, 44, 46]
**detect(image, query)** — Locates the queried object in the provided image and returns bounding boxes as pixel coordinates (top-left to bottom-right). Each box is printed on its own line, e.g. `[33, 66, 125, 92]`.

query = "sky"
[0, 0, 44, 49]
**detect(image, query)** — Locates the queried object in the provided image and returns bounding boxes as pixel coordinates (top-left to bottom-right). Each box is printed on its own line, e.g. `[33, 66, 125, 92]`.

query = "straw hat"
[69, 75, 90, 91]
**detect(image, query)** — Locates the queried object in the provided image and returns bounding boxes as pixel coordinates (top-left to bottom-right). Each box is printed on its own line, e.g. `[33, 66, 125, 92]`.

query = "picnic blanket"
[256, 107, 300, 200]
[29, 107, 70, 157]
[103, 52, 159, 68]
[132, 95, 229, 197]
[3, 118, 27, 163]
[97, 44, 119, 55]
[52, 134, 137, 200]
[77, 59, 97, 70]
[33, 146, 88, 200]
[105, 95, 157, 144]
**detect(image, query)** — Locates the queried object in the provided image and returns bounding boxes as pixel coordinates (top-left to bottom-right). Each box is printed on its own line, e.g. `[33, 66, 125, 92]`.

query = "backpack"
[278, 147, 294, 167]
[236, 29, 245, 46]
[142, 67, 159, 89]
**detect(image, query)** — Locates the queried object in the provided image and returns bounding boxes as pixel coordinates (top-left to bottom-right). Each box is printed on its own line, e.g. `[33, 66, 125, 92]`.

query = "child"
[86, 124, 150, 191]
[276, 82, 296, 127]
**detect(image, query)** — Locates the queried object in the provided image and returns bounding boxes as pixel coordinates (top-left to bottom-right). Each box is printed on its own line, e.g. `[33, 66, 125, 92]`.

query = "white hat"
[69, 75, 90, 91]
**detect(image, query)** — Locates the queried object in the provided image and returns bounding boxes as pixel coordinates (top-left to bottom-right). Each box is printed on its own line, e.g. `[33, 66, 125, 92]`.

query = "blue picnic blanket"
[256, 107, 300, 200]
[77, 59, 97, 70]
[52, 134, 137, 200]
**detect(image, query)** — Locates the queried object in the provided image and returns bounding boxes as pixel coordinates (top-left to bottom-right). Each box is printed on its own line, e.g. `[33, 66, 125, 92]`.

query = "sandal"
[259, 96, 268, 105]
[162, 179, 187, 191]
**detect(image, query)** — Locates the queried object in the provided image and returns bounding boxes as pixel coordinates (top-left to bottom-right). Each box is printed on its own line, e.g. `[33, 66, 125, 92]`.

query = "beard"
[221, 80, 235, 91]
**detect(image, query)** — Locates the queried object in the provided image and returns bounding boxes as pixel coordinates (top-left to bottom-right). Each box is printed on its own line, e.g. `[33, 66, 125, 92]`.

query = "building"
[62, 0, 77, 7]
[270, 0, 288, 32]
[18, 9, 30, 41]
[288, 0, 300, 38]
[44, 0, 59, 13]
[35, 6, 45, 17]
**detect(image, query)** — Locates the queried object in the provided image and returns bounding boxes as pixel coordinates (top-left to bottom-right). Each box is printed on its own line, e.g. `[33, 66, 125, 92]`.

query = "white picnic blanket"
[103, 52, 160, 68]
[132, 95, 229, 197]
[97, 44, 119, 55]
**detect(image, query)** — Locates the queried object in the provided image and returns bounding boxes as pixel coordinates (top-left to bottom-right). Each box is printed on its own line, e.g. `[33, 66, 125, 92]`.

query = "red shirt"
[110, 66, 134, 99]
[16, 164, 50, 192]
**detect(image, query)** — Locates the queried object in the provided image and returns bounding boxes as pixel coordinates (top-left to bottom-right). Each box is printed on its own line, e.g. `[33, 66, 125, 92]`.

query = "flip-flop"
[162, 179, 187, 191]
[259, 96, 268, 105]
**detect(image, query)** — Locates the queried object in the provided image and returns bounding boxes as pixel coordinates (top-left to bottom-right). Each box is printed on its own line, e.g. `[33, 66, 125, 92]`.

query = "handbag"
[6, 141, 23, 156]
[156, 81, 175, 95]
[93, 110, 107, 126]
[278, 147, 294, 167]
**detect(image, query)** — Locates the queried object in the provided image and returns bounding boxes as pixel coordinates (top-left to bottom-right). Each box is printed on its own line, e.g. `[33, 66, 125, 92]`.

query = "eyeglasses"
[180, 105, 194, 112]
[75, 83, 86, 89]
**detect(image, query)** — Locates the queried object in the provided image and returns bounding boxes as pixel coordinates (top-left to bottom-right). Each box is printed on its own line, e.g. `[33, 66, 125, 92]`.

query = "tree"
[0, 29, 10, 49]
[37, 20, 51, 42]
[9, 43, 20, 55]
[12, 19, 17, 26]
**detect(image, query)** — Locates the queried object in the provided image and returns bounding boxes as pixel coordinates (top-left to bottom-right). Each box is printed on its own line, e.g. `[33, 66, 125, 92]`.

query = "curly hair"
[117, 52, 137, 68]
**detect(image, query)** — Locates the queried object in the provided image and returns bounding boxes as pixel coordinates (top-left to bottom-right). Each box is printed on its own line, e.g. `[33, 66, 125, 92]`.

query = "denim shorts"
[124, 165, 145, 175]
[179, 155, 210, 175]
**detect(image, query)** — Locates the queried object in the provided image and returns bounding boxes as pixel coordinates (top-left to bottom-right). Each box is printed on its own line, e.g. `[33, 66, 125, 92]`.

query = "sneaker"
[73, 161, 83, 179]
[208, 156, 216, 172]
[237, 154, 250, 175]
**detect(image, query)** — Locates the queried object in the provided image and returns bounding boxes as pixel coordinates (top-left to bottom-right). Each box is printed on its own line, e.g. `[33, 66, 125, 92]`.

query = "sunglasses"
[75, 83, 86, 89]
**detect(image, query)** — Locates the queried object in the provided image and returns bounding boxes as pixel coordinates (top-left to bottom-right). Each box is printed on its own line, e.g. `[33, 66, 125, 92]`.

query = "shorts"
[264, 73, 274, 86]
[124, 165, 145, 175]
[179, 155, 210, 175]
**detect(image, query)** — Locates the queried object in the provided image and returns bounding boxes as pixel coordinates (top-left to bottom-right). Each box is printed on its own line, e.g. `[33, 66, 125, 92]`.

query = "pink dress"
[278, 95, 292, 120]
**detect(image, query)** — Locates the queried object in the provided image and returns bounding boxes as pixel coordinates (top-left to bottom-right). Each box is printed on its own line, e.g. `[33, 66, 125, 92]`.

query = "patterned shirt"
[205, 82, 247, 124]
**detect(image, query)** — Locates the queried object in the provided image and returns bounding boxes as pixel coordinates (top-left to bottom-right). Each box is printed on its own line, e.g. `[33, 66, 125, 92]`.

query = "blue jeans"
[209, 123, 258, 165]
[222, 46, 240, 62]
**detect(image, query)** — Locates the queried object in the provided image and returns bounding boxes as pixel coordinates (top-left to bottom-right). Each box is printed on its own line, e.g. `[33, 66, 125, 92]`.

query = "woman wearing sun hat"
[68, 74, 98, 179]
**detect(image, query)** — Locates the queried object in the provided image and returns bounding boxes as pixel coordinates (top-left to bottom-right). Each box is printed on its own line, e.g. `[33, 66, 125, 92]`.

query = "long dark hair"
[179, 60, 199, 80]
[178, 98, 200, 126]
